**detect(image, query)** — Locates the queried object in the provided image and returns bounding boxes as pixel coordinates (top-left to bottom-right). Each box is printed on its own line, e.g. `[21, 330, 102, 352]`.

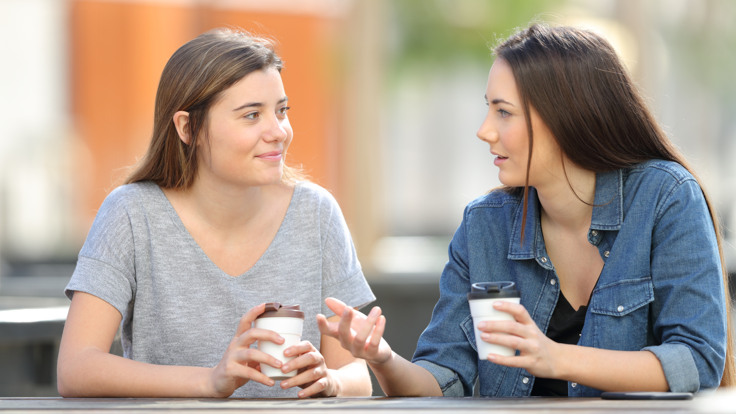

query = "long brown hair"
[126, 27, 304, 188]
[495, 23, 734, 387]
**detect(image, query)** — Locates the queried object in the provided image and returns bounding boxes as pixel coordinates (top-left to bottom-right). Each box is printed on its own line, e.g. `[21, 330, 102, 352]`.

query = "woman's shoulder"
[465, 186, 524, 211]
[287, 181, 347, 232]
[106, 181, 159, 201]
[98, 181, 163, 216]
[626, 160, 694, 184]
[293, 181, 339, 207]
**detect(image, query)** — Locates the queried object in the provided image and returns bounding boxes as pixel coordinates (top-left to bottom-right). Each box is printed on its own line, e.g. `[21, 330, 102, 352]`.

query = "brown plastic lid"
[256, 302, 305, 319]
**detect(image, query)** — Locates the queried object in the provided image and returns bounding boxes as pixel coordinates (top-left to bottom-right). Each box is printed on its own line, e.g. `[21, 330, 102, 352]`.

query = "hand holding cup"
[254, 303, 305, 379]
[468, 282, 521, 359]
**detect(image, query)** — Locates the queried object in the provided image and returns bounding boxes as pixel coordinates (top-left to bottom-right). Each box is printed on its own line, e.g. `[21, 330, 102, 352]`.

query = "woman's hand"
[277, 340, 339, 398]
[477, 300, 561, 379]
[208, 303, 286, 397]
[316, 297, 392, 366]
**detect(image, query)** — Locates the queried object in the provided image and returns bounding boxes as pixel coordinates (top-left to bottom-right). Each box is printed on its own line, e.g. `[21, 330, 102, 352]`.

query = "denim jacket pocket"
[461, 314, 478, 353]
[587, 277, 654, 351]
[589, 277, 654, 316]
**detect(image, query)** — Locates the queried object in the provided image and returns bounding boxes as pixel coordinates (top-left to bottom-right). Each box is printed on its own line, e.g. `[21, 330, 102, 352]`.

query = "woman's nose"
[264, 115, 288, 142]
[476, 113, 497, 144]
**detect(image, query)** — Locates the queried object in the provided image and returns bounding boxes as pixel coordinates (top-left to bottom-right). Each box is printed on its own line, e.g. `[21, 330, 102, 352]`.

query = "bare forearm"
[58, 349, 212, 397]
[329, 360, 373, 396]
[368, 352, 442, 397]
[556, 345, 668, 391]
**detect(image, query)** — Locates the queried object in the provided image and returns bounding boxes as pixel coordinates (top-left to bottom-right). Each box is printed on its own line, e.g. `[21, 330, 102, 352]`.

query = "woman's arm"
[481, 300, 668, 391]
[57, 292, 281, 397]
[317, 317, 373, 396]
[317, 298, 442, 396]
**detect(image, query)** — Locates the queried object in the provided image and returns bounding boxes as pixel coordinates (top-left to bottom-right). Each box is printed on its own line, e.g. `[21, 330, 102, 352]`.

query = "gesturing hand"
[316, 297, 392, 366]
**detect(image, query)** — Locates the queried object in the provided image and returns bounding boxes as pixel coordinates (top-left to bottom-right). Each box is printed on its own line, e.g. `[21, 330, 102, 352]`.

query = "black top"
[530, 292, 587, 397]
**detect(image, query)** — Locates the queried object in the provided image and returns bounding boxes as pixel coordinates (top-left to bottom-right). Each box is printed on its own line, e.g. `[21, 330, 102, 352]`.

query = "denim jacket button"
[541, 257, 548, 263]
[571, 382, 578, 388]
[522, 377, 530, 384]
[591, 230, 598, 237]
[550, 279, 556, 285]
[604, 250, 610, 258]
[617, 305, 624, 312]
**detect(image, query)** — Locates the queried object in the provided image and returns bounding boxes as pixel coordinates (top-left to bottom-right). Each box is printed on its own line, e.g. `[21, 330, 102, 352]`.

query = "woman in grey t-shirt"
[57, 28, 375, 399]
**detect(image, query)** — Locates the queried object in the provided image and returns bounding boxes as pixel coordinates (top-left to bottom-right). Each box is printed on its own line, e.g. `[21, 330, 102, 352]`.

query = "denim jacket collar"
[507, 169, 623, 261]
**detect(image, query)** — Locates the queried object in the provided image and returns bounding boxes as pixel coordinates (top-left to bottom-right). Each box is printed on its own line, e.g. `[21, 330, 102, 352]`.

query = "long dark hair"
[495, 23, 734, 387]
[126, 27, 303, 188]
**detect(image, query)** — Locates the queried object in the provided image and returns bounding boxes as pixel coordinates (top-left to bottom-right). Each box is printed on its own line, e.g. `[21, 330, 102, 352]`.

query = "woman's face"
[476, 58, 562, 188]
[197, 67, 293, 188]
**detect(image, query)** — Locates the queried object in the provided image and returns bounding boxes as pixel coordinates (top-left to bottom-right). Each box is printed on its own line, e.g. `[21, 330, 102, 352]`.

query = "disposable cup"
[254, 303, 305, 379]
[468, 282, 521, 359]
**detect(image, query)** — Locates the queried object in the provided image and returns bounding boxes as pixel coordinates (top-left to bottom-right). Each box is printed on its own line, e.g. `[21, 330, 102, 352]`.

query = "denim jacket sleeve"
[641, 170, 727, 391]
[412, 207, 479, 396]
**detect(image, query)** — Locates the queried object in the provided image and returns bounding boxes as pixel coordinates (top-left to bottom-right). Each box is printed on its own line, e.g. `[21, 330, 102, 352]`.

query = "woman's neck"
[535, 165, 596, 232]
[165, 178, 290, 232]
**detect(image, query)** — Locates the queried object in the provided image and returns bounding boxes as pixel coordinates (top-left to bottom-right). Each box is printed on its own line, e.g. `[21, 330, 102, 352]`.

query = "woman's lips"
[494, 155, 508, 166]
[256, 151, 282, 161]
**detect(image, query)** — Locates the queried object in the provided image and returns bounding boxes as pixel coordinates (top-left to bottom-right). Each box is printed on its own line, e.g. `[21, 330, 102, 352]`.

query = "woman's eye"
[244, 112, 260, 120]
[497, 108, 510, 118]
[278, 106, 291, 116]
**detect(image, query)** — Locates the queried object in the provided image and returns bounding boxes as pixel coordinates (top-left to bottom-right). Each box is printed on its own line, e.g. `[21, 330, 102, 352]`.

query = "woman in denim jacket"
[319, 23, 734, 397]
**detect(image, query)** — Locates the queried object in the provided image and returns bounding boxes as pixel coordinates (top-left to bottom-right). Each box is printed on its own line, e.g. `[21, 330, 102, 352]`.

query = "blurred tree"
[388, 0, 562, 74]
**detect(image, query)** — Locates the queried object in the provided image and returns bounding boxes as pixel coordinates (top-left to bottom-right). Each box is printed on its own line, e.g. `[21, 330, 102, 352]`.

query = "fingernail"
[281, 381, 289, 388]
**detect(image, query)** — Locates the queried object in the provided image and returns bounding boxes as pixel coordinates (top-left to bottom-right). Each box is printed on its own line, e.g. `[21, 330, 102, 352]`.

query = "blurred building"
[1, 0, 735, 396]
[1, 0, 735, 280]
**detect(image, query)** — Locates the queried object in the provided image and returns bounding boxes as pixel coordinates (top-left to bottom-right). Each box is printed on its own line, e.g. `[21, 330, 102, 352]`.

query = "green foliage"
[388, 0, 564, 70]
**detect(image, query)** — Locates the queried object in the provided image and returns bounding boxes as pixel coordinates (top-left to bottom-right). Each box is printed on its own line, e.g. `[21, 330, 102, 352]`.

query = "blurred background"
[0, 0, 734, 397]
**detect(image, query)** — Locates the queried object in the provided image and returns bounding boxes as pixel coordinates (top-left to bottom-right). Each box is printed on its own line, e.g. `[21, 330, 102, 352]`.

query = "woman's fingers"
[324, 297, 349, 316]
[277, 341, 333, 398]
[493, 301, 532, 323]
[368, 315, 386, 350]
[353, 306, 382, 348]
[336, 308, 356, 347]
[295, 376, 329, 398]
[231, 350, 279, 386]
[316, 313, 339, 338]
[235, 303, 266, 336]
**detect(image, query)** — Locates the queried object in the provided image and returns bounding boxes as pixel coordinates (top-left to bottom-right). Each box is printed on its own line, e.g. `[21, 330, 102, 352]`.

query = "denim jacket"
[413, 160, 727, 397]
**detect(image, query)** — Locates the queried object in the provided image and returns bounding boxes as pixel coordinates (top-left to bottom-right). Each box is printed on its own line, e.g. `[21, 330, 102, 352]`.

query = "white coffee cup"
[254, 303, 305, 379]
[468, 282, 521, 359]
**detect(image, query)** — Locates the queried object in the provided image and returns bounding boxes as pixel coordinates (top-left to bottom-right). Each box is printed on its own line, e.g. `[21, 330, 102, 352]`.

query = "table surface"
[2, 394, 735, 414]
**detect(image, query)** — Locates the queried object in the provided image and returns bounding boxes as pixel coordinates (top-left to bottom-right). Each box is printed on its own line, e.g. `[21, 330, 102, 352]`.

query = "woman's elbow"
[56, 358, 79, 397]
[56, 354, 92, 397]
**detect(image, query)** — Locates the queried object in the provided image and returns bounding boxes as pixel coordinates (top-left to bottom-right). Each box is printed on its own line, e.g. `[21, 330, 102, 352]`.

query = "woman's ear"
[172, 111, 191, 145]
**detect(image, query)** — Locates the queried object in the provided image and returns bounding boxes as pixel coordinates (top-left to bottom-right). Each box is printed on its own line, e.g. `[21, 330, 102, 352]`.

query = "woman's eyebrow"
[232, 96, 288, 112]
[491, 98, 514, 106]
[232, 102, 261, 112]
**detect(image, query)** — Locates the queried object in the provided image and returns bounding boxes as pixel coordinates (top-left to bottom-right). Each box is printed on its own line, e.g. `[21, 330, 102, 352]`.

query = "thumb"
[316, 313, 338, 338]
[235, 303, 266, 336]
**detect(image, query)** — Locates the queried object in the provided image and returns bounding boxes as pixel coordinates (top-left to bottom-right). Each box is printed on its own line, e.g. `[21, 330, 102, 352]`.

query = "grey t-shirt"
[65, 181, 375, 398]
